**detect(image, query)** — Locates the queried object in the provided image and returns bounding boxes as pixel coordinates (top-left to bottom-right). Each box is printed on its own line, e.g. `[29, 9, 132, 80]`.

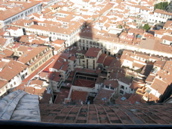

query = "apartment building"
[44, 53, 76, 92]
[120, 50, 160, 70]
[75, 47, 114, 70]
[0, 1, 42, 28]
[140, 60, 172, 102]
[84, 47, 102, 69]
[51, 39, 65, 55]
[79, 25, 172, 58]
[48, 72, 63, 92]
[0, 45, 54, 96]
[18, 46, 53, 75]
[11, 13, 84, 47]
[161, 35, 172, 45]
[147, 9, 172, 24]
[0, 60, 27, 96]
[0, 37, 14, 50]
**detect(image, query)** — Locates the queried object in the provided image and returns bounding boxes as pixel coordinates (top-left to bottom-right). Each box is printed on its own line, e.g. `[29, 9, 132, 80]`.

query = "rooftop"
[0, 1, 41, 20]
[0, 90, 40, 122]
[40, 103, 172, 124]
[85, 47, 101, 58]
[73, 79, 95, 88]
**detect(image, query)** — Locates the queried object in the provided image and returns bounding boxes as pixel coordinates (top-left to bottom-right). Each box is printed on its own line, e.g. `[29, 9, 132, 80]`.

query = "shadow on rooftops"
[40, 21, 135, 105]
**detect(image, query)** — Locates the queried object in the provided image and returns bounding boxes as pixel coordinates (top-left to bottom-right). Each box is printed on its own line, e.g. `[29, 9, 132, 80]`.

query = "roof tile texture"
[40, 103, 172, 124]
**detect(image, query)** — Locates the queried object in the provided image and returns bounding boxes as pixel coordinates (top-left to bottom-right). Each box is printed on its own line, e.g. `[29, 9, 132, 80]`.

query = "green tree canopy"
[166, 1, 172, 12]
[142, 24, 151, 31]
[154, 2, 169, 10]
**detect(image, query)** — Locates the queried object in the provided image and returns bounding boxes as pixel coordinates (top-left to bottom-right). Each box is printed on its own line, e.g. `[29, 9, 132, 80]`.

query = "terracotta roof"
[127, 94, 145, 104]
[104, 80, 118, 88]
[85, 47, 101, 58]
[52, 39, 65, 45]
[146, 93, 159, 102]
[24, 86, 46, 96]
[73, 79, 95, 88]
[156, 61, 172, 85]
[130, 80, 144, 90]
[146, 74, 156, 83]
[164, 20, 172, 28]
[154, 60, 165, 68]
[128, 28, 144, 35]
[133, 62, 145, 69]
[103, 56, 115, 66]
[0, 1, 41, 20]
[71, 90, 88, 103]
[40, 103, 172, 124]
[68, 56, 76, 61]
[162, 35, 172, 41]
[154, 9, 172, 16]
[48, 72, 61, 81]
[39, 71, 50, 79]
[139, 38, 156, 50]
[94, 89, 114, 104]
[30, 79, 44, 86]
[97, 53, 107, 64]
[0, 49, 14, 58]
[18, 46, 48, 64]
[0, 37, 7, 46]
[151, 78, 168, 95]
[0, 60, 27, 81]
[54, 88, 70, 104]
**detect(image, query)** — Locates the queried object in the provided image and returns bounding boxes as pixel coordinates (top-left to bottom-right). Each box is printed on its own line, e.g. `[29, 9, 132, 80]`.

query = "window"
[105, 85, 109, 89]
[39, 61, 42, 65]
[120, 90, 124, 94]
[110, 87, 114, 90]
[86, 59, 88, 68]
[93, 60, 95, 69]
[31, 68, 34, 71]
[121, 85, 124, 89]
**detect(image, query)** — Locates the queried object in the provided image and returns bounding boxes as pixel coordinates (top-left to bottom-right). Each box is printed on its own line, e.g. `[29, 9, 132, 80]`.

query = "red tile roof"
[103, 56, 115, 66]
[104, 80, 118, 88]
[151, 78, 168, 95]
[73, 79, 95, 88]
[71, 90, 88, 103]
[127, 94, 145, 104]
[24, 86, 46, 96]
[48, 72, 61, 81]
[97, 53, 107, 64]
[85, 47, 101, 58]
[18, 46, 48, 64]
[54, 88, 69, 104]
[0, 1, 41, 20]
[40, 103, 172, 124]
[94, 89, 114, 104]
[52, 39, 65, 45]
[130, 80, 144, 90]
[0, 60, 27, 81]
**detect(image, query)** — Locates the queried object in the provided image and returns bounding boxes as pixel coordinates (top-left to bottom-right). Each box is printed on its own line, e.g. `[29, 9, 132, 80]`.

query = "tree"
[154, 2, 169, 11]
[166, 1, 172, 12]
[142, 24, 151, 31]
[117, 24, 123, 29]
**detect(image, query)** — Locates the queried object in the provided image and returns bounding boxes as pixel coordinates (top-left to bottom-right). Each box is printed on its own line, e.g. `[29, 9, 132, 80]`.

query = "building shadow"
[42, 21, 136, 105]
